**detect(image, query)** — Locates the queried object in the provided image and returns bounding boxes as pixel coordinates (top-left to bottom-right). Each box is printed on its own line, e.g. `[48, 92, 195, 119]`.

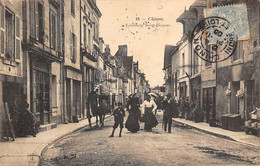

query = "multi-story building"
[170, 46, 179, 100]
[63, 0, 82, 122]
[213, 0, 260, 122]
[163, 45, 176, 96]
[171, 0, 260, 125]
[0, 0, 24, 138]
[80, 0, 102, 118]
[22, 0, 64, 125]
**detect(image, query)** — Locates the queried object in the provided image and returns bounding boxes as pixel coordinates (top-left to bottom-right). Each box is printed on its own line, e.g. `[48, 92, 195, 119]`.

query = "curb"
[172, 119, 260, 149]
[37, 115, 112, 166]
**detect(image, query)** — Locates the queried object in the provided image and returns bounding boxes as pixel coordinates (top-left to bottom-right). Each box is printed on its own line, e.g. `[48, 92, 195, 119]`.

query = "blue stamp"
[204, 4, 250, 44]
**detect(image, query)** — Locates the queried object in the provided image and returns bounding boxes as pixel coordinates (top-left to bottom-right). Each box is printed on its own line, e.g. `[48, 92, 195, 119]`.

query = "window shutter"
[1, 4, 4, 29]
[57, 11, 61, 51]
[70, 32, 72, 59]
[50, 12, 53, 48]
[1, 4, 5, 55]
[16, 16, 20, 38]
[29, 0, 35, 38]
[15, 16, 20, 60]
[35, 1, 39, 40]
[16, 39, 20, 59]
[75, 35, 77, 62]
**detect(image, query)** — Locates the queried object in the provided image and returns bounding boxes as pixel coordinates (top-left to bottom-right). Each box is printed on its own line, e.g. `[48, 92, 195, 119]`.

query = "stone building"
[80, 0, 102, 118]
[0, 0, 24, 138]
[22, 0, 64, 125]
[163, 45, 176, 96]
[63, 0, 83, 122]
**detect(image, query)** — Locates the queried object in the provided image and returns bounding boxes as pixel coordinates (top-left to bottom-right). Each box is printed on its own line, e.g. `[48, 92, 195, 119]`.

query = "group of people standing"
[109, 92, 179, 137]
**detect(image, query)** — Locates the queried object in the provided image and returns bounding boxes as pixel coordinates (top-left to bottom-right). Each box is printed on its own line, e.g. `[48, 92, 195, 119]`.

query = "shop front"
[30, 56, 52, 125]
[64, 66, 82, 122]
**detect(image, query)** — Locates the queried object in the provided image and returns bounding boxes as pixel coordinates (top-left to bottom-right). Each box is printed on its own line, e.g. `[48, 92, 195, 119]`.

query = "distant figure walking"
[142, 95, 158, 132]
[162, 93, 177, 133]
[125, 94, 141, 133]
[88, 89, 98, 127]
[109, 102, 125, 137]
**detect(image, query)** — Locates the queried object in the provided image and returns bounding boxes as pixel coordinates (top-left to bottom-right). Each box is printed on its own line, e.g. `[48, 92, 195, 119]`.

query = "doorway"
[202, 87, 216, 123]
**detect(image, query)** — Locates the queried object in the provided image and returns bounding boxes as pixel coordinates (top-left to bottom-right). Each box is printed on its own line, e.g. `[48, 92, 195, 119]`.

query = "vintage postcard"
[0, 0, 259, 166]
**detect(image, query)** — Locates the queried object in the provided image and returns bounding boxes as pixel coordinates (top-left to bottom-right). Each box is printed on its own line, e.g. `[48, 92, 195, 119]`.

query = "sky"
[96, 0, 195, 88]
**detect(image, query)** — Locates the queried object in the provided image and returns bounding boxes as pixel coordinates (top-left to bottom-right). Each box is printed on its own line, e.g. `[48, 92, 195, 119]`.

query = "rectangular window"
[0, 4, 5, 55]
[194, 51, 198, 74]
[182, 53, 185, 75]
[70, 32, 76, 62]
[232, 42, 243, 61]
[84, 24, 86, 48]
[71, 0, 75, 16]
[38, 2, 44, 43]
[50, 10, 56, 49]
[5, 8, 15, 61]
[88, 29, 91, 50]
[29, 0, 35, 38]
[205, 39, 211, 67]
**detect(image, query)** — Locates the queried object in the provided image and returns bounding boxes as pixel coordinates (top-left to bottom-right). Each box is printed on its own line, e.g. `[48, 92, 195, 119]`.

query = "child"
[109, 102, 125, 137]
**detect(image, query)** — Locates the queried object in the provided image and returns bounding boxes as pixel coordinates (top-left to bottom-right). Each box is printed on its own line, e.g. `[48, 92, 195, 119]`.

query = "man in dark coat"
[87, 89, 98, 127]
[163, 93, 177, 133]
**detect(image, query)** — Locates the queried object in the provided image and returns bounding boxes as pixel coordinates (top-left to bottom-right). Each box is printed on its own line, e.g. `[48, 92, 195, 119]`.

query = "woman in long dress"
[125, 95, 141, 133]
[142, 95, 158, 131]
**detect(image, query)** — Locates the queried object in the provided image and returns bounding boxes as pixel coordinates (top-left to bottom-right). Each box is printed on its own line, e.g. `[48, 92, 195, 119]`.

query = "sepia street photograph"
[0, 0, 260, 165]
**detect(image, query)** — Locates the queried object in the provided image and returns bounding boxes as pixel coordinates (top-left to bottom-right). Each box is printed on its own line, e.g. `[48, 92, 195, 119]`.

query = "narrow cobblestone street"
[41, 113, 260, 166]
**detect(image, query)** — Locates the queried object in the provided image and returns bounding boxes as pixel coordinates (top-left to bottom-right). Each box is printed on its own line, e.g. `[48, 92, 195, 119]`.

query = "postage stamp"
[204, 3, 250, 44]
[192, 17, 237, 63]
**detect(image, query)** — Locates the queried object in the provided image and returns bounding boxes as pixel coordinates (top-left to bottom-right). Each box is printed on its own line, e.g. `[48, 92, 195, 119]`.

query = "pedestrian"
[109, 102, 125, 137]
[162, 93, 177, 133]
[125, 93, 141, 133]
[142, 94, 158, 132]
[16, 96, 37, 137]
[87, 88, 98, 128]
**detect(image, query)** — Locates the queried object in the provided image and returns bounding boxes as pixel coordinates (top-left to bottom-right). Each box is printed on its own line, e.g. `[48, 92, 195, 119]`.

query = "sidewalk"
[173, 118, 260, 148]
[0, 116, 111, 166]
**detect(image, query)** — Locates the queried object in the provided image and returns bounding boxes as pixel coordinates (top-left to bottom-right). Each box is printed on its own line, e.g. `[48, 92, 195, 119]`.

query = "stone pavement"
[173, 118, 260, 148]
[0, 117, 108, 166]
[1, 116, 259, 166]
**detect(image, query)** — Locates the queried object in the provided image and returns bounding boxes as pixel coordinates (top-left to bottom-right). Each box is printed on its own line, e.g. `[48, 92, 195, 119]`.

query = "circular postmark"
[192, 16, 237, 63]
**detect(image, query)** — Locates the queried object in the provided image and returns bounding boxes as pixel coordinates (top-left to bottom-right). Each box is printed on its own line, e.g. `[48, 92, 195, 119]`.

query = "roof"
[190, 0, 207, 7]
[123, 56, 133, 77]
[163, 45, 176, 70]
[176, 10, 196, 22]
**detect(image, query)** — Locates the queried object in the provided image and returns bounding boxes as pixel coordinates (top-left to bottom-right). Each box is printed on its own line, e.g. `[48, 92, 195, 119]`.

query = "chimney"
[118, 45, 127, 56]
[105, 45, 110, 54]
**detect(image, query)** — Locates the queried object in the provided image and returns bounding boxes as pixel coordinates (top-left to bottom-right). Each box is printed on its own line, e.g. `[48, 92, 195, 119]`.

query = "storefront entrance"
[202, 87, 216, 123]
[35, 71, 50, 124]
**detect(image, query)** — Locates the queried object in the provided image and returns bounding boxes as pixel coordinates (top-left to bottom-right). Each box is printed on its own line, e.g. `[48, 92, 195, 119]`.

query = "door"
[203, 87, 216, 123]
[66, 79, 71, 121]
[36, 71, 50, 125]
[73, 80, 81, 118]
